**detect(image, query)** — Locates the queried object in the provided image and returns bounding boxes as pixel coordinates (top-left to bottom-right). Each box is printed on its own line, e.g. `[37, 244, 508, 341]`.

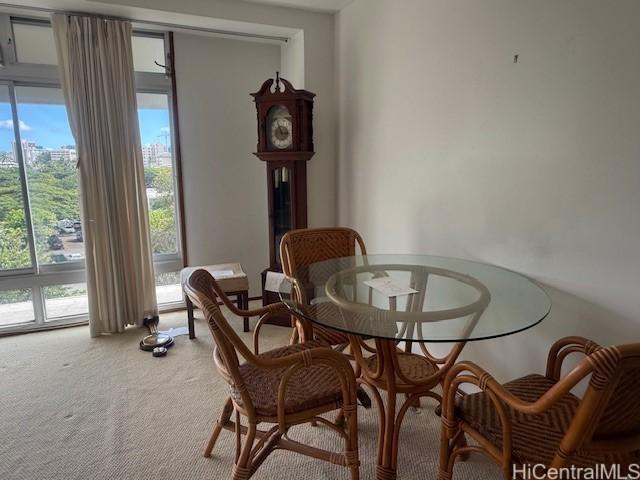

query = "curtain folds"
[52, 14, 158, 337]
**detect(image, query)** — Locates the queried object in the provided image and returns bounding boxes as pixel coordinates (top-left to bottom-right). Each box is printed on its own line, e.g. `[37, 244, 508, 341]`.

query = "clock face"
[267, 105, 293, 150]
[270, 117, 292, 149]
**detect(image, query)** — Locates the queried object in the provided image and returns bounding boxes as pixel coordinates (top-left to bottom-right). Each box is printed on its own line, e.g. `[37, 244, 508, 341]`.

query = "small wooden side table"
[181, 262, 249, 338]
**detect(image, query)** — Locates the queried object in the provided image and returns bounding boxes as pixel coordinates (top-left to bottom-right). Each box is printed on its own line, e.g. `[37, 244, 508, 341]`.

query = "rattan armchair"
[184, 269, 360, 480]
[280, 227, 368, 348]
[440, 336, 640, 479]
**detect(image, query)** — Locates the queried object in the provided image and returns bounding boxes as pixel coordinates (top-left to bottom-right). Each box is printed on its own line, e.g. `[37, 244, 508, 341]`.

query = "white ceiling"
[242, 0, 354, 13]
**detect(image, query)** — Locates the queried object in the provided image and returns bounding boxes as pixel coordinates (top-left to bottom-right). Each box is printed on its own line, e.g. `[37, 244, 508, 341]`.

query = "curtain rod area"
[0, 2, 289, 42]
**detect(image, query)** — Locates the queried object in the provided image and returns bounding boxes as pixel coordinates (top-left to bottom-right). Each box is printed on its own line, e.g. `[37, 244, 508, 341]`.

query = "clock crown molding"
[251, 76, 316, 102]
[251, 74, 315, 156]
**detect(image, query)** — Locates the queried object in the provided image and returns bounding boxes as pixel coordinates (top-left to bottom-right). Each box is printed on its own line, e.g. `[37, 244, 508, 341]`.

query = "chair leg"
[439, 422, 468, 479]
[438, 428, 454, 480]
[454, 431, 470, 461]
[233, 421, 257, 480]
[344, 405, 359, 480]
[242, 291, 250, 332]
[186, 296, 195, 339]
[356, 387, 372, 409]
[204, 397, 234, 458]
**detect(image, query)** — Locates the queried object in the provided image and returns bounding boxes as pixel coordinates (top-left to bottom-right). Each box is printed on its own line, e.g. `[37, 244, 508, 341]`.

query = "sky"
[0, 103, 170, 152]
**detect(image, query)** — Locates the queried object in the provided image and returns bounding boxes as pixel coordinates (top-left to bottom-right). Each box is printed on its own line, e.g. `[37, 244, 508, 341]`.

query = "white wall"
[281, 29, 305, 88]
[174, 34, 279, 296]
[337, 0, 640, 380]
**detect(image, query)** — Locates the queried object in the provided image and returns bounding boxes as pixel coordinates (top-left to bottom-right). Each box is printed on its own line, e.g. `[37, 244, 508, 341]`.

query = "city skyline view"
[0, 103, 170, 151]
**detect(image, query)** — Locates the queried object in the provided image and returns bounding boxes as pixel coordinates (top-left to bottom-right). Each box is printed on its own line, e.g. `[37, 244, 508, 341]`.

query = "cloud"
[0, 119, 32, 131]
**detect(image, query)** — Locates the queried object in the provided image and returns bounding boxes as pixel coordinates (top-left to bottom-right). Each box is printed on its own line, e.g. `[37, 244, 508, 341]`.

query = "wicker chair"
[280, 227, 367, 348]
[184, 269, 360, 480]
[440, 336, 640, 479]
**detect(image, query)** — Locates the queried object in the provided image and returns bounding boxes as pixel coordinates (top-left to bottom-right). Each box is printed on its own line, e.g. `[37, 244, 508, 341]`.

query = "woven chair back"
[585, 344, 640, 440]
[280, 227, 367, 276]
[564, 343, 640, 454]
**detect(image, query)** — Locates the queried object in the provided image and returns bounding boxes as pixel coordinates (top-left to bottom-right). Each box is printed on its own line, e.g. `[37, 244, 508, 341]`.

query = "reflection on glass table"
[280, 254, 550, 343]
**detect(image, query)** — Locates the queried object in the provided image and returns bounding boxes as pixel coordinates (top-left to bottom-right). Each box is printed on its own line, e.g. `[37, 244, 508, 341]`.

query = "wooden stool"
[180, 263, 249, 338]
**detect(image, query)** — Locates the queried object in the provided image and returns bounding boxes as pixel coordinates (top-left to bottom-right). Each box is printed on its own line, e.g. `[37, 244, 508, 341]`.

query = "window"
[0, 288, 34, 327]
[155, 271, 182, 304]
[137, 92, 178, 255]
[12, 19, 166, 72]
[15, 86, 82, 267]
[131, 35, 166, 73]
[0, 85, 31, 272]
[12, 21, 57, 65]
[43, 283, 88, 320]
[0, 15, 182, 333]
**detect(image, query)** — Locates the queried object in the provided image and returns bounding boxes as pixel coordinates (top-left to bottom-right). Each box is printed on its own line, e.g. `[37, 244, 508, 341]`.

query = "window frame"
[0, 14, 184, 335]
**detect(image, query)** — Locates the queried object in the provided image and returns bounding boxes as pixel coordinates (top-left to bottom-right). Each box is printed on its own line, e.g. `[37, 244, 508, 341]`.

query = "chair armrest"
[545, 336, 601, 381]
[242, 342, 358, 429]
[253, 309, 295, 355]
[441, 359, 593, 465]
[272, 346, 358, 430]
[442, 360, 591, 421]
[233, 297, 288, 319]
[208, 277, 289, 318]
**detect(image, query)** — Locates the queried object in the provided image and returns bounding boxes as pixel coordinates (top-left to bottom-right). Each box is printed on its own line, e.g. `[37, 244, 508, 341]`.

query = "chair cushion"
[181, 263, 248, 293]
[231, 341, 344, 417]
[365, 352, 437, 387]
[457, 374, 640, 468]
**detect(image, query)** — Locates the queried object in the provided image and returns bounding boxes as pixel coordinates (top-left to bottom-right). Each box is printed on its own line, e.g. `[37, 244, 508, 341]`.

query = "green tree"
[148, 207, 176, 254]
[0, 221, 31, 271]
[0, 167, 25, 222]
[26, 155, 80, 222]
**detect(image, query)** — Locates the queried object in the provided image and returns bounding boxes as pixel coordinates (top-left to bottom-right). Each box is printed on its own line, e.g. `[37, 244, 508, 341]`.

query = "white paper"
[264, 271, 290, 293]
[158, 326, 190, 337]
[363, 277, 418, 297]
[211, 270, 234, 278]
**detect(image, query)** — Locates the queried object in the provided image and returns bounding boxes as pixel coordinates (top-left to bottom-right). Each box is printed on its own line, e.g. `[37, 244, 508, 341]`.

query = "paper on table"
[212, 270, 234, 278]
[363, 277, 418, 297]
[264, 271, 291, 294]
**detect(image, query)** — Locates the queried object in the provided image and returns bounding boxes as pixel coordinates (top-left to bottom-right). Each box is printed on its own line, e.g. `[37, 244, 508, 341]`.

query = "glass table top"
[279, 254, 550, 342]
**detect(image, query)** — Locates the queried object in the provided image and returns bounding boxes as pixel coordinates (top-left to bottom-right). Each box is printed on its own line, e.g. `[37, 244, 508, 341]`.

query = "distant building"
[10, 140, 77, 164]
[49, 148, 77, 162]
[12, 140, 40, 165]
[141, 143, 171, 167]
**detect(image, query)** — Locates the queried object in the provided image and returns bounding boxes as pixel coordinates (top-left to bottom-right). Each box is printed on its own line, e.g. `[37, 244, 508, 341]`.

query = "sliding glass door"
[0, 14, 184, 334]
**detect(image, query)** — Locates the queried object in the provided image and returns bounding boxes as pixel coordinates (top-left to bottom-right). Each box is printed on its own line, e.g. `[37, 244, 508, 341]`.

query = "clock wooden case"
[251, 75, 315, 325]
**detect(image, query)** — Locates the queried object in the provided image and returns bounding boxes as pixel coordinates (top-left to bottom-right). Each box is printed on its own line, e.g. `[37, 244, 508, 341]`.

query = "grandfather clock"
[252, 74, 315, 324]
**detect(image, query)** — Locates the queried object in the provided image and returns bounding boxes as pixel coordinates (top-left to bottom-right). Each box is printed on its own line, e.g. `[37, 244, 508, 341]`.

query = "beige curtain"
[51, 14, 158, 337]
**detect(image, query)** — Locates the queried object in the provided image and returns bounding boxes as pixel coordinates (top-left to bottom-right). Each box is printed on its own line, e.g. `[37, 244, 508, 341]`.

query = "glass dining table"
[279, 254, 550, 480]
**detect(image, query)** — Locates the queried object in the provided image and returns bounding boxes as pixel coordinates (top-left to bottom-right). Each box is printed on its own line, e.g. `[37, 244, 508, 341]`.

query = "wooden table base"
[355, 339, 444, 480]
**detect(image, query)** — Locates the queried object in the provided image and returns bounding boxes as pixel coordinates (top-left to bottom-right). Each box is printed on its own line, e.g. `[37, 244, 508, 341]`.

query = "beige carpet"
[0, 305, 500, 480]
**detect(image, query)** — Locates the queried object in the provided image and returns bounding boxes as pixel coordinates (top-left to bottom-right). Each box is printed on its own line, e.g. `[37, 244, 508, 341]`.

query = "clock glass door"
[272, 166, 291, 266]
